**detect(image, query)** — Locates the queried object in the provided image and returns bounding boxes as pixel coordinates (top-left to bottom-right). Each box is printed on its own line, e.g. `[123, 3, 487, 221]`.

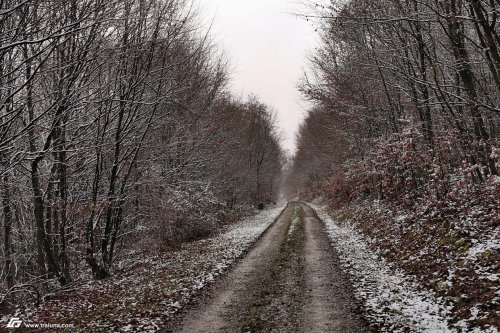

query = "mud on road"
[168, 202, 367, 333]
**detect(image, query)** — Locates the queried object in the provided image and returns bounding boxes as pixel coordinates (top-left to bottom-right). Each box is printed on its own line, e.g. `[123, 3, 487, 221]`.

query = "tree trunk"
[2, 170, 14, 288]
[446, 0, 498, 176]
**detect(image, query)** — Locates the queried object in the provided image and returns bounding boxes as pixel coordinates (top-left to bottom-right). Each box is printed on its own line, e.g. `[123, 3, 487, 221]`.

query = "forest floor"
[2, 202, 497, 332]
[312, 195, 499, 333]
[0, 205, 285, 332]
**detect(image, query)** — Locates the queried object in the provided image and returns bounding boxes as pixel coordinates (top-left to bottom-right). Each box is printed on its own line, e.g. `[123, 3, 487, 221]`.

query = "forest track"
[168, 202, 367, 333]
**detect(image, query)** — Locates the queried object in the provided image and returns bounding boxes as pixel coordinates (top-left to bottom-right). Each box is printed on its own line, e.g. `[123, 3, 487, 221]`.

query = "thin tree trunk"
[2, 169, 14, 288]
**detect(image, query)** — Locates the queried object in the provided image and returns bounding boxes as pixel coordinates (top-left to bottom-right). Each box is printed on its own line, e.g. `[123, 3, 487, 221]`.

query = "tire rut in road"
[301, 203, 367, 333]
[172, 203, 295, 333]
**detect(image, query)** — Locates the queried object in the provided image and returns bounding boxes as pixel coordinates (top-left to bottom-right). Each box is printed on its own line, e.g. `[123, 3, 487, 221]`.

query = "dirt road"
[169, 202, 367, 333]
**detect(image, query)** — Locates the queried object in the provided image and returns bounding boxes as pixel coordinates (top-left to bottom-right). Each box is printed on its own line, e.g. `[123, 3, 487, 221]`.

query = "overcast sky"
[198, 0, 318, 153]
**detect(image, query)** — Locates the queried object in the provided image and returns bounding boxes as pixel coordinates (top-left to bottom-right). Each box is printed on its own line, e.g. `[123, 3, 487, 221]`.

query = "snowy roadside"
[311, 204, 498, 333]
[1, 204, 285, 333]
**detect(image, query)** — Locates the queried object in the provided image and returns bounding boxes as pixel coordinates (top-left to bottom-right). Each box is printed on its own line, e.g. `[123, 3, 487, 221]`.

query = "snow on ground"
[311, 204, 499, 333]
[466, 239, 500, 260]
[1, 204, 285, 332]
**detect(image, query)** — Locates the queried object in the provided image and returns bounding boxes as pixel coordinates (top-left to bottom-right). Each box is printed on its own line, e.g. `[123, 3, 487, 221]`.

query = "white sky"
[198, 0, 318, 153]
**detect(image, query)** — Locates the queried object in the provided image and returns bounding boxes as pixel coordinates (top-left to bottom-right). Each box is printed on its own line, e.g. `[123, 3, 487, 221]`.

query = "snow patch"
[311, 204, 499, 333]
[466, 239, 500, 260]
